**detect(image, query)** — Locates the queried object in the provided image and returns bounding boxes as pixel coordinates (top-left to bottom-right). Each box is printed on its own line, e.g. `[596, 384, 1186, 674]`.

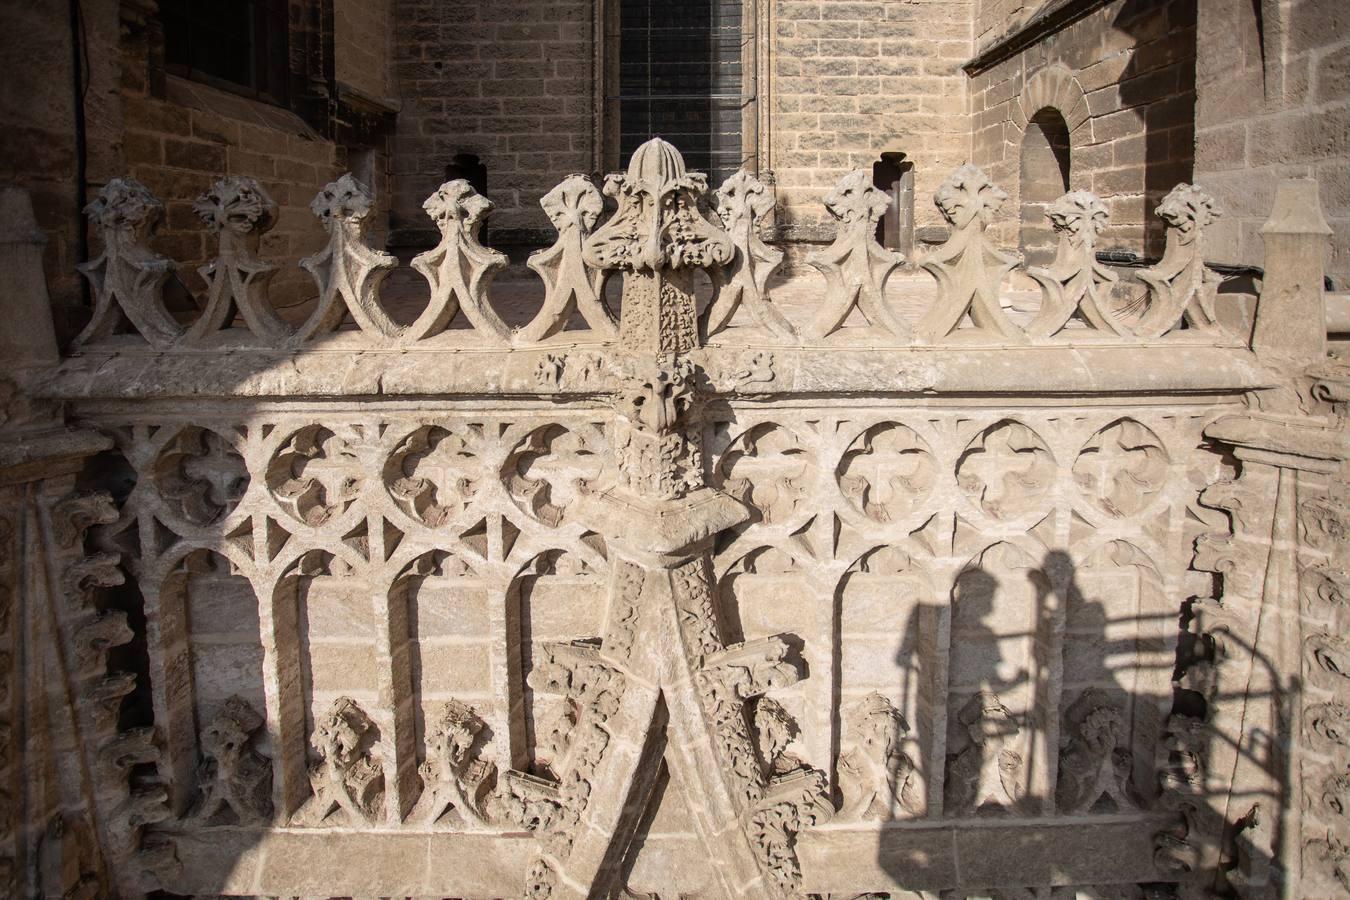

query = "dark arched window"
[1019, 108, 1071, 267]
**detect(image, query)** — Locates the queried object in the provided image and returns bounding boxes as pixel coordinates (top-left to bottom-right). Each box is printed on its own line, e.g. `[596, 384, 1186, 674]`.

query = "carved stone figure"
[836, 692, 920, 820]
[706, 170, 793, 340]
[187, 175, 290, 343]
[805, 169, 908, 340]
[297, 174, 401, 341]
[944, 692, 1024, 815]
[408, 178, 512, 342]
[1056, 690, 1137, 814]
[296, 697, 385, 826]
[1025, 190, 1125, 338]
[412, 699, 495, 827]
[189, 696, 272, 826]
[612, 354, 703, 500]
[74, 177, 180, 348]
[1131, 184, 1224, 338]
[916, 165, 1024, 342]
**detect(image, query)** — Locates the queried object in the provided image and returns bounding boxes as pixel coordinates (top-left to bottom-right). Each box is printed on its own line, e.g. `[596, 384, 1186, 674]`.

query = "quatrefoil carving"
[1072, 419, 1169, 517]
[153, 426, 248, 525]
[955, 421, 1056, 519]
[836, 422, 937, 523]
[384, 425, 484, 527]
[502, 425, 606, 527]
[715, 423, 815, 527]
[266, 425, 364, 526]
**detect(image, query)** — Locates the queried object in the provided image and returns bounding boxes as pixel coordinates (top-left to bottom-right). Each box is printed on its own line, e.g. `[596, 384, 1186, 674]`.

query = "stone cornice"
[964, 0, 1117, 75]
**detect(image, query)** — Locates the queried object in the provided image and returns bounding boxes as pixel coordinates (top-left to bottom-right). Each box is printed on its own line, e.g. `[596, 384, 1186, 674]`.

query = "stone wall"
[770, 0, 973, 244]
[390, 0, 595, 247]
[968, 0, 1197, 257]
[0, 0, 122, 335]
[337, 0, 396, 101]
[1193, 0, 1350, 288]
[119, 76, 348, 309]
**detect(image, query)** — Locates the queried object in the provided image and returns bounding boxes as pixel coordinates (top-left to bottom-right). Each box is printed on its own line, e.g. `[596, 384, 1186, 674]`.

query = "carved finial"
[1132, 183, 1225, 338]
[74, 177, 182, 348]
[583, 138, 732, 353]
[916, 165, 1025, 343]
[407, 179, 512, 343]
[705, 170, 794, 340]
[1025, 190, 1125, 338]
[185, 176, 290, 343]
[189, 696, 272, 826]
[805, 169, 909, 340]
[296, 174, 400, 343]
[519, 175, 617, 343]
[295, 696, 384, 826]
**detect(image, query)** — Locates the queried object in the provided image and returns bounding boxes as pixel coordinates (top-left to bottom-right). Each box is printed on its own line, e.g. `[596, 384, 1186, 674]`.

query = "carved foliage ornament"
[613, 355, 703, 500]
[190, 696, 272, 826]
[805, 169, 908, 340]
[836, 692, 921, 820]
[706, 169, 793, 339]
[413, 700, 496, 827]
[917, 165, 1024, 342]
[1026, 190, 1125, 338]
[584, 138, 732, 274]
[409, 179, 511, 343]
[75, 177, 181, 348]
[298, 174, 401, 341]
[520, 175, 617, 342]
[1133, 184, 1224, 338]
[945, 691, 1024, 816]
[188, 175, 290, 342]
[297, 697, 384, 826]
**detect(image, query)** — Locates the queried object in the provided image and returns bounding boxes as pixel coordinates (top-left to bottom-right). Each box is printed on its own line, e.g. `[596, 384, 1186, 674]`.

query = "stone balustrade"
[72, 147, 1243, 353]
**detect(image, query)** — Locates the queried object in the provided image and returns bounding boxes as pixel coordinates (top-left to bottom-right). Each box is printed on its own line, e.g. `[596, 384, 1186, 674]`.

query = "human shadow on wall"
[1113, 0, 1198, 258]
[871, 549, 1185, 895]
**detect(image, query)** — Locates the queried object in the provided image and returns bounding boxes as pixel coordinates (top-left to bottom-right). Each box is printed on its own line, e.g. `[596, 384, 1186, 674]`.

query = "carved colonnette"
[2, 146, 1336, 898]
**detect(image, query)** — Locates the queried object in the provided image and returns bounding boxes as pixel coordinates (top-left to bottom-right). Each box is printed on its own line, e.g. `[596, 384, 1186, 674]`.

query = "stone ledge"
[159, 828, 534, 896]
[41, 344, 1273, 402]
[798, 815, 1172, 893]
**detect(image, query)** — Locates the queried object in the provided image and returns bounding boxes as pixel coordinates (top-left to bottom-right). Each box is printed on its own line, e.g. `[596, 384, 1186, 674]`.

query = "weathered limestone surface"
[0, 144, 1346, 899]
